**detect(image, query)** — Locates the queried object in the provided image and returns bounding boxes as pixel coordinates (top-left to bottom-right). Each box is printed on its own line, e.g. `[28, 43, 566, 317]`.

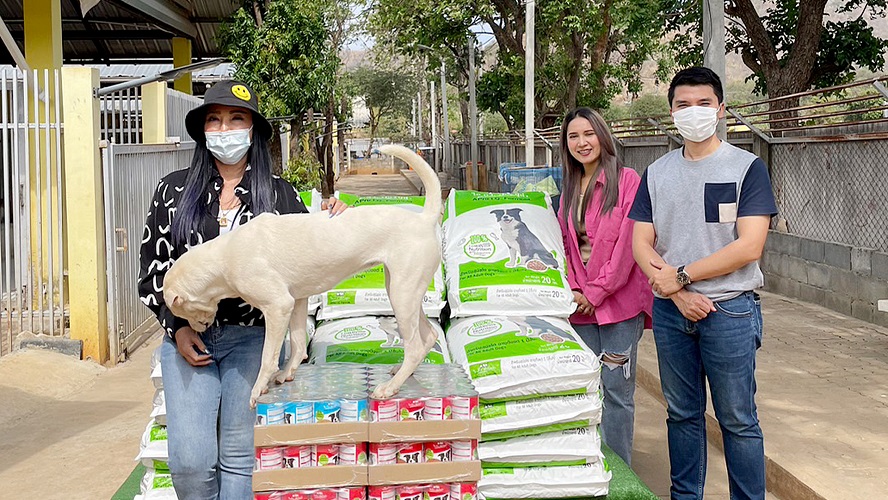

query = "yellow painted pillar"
[61, 67, 109, 363]
[172, 37, 193, 94]
[24, 0, 64, 320]
[141, 81, 168, 144]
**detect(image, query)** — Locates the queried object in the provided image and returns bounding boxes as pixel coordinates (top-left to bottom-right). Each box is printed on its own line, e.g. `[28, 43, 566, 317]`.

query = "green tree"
[349, 65, 418, 155]
[220, 1, 339, 157]
[664, 0, 888, 122]
[369, 0, 668, 129]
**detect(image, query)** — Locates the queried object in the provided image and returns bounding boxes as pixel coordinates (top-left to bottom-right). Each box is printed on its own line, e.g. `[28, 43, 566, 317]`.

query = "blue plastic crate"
[498, 162, 563, 195]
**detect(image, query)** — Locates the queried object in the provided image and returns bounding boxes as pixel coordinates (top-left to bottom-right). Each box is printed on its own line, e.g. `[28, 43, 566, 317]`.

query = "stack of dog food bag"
[134, 346, 178, 499]
[252, 363, 481, 500]
[441, 190, 611, 498]
[307, 193, 448, 366]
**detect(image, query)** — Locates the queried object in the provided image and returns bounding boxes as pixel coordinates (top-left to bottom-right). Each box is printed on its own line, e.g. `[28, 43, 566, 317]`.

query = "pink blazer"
[558, 167, 653, 327]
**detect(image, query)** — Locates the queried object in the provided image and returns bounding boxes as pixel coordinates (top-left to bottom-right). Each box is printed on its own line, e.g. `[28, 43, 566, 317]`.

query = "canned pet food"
[312, 444, 340, 466]
[315, 400, 342, 423]
[338, 443, 368, 465]
[447, 392, 479, 420]
[397, 485, 423, 500]
[284, 400, 315, 424]
[370, 398, 398, 422]
[282, 445, 312, 468]
[424, 484, 450, 500]
[398, 398, 425, 421]
[421, 397, 448, 420]
[256, 398, 285, 426]
[450, 440, 477, 461]
[368, 485, 397, 500]
[282, 492, 311, 500]
[312, 490, 338, 500]
[255, 447, 284, 471]
[424, 441, 452, 462]
[369, 443, 398, 465]
[339, 397, 369, 422]
[396, 442, 424, 464]
[337, 487, 367, 500]
[449, 483, 477, 500]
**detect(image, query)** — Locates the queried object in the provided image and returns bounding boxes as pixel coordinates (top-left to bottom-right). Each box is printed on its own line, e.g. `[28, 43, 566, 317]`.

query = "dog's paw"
[372, 381, 401, 399]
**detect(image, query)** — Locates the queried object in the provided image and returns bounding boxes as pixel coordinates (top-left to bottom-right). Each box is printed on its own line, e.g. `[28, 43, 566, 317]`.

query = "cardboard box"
[255, 422, 369, 447]
[253, 465, 367, 491]
[368, 461, 481, 485]
[369, 420, 482, 443]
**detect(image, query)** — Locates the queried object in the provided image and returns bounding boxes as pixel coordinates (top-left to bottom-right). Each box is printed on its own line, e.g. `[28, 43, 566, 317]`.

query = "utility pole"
[525, 0, 535, 167]
[468, 36, 479, 190]
[703, 0, 726, 140]
[417, 90, 423, 145]
[430, 80, 438, 169]
[440, 61, 450, 174]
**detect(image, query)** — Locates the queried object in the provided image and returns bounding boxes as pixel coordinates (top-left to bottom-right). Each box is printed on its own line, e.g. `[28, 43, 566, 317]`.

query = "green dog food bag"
[442, 190, 575, 318]
[316, 193, 446, 320]
[309, 316, 450, 365]
[446, 315, 599, 401]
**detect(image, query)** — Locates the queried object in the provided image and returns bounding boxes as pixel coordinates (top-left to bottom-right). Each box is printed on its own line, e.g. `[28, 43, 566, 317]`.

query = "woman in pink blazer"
[557, 107, 654, 466]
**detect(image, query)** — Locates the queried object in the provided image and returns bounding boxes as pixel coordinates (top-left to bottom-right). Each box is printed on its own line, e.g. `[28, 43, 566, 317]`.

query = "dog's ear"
[490, 209, 504, 219]
[506, 208, 523, 216]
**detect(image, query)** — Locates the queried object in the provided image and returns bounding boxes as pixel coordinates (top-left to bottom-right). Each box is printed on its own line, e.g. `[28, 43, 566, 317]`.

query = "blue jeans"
[573, 313, 644, 467]
[161, 324, 266, 500]
[653, 291, 765, 500]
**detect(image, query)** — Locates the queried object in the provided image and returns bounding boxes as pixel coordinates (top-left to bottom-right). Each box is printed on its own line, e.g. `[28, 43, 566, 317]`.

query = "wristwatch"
[676, 265, 692, 287]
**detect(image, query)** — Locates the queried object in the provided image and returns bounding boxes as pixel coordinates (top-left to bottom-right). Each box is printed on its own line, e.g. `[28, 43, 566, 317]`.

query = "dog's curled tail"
[379, 144, 442, 220]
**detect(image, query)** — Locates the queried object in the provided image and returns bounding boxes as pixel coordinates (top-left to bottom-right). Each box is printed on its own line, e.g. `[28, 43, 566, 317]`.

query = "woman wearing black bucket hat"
[138, 80, 347, 498]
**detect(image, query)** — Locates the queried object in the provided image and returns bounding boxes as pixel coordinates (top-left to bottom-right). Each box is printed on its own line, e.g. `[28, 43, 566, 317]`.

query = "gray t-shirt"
[629, 142, 778, 302]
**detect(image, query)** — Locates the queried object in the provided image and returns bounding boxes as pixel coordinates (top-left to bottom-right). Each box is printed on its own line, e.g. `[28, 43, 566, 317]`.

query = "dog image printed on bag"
[490, 208, 559, 271]
[163, 145, 443, 406]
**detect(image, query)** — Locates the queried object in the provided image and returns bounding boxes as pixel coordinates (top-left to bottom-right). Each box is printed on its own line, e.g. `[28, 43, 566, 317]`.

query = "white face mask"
[205, 127, 252, 165]
[672, 106, 720, 143]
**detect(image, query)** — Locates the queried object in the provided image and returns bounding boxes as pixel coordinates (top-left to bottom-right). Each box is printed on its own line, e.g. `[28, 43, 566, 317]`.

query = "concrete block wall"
[761, 231, 888, 327]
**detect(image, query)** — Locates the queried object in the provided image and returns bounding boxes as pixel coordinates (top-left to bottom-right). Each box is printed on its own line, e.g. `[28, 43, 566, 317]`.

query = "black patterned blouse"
[138, 165, 307, 339]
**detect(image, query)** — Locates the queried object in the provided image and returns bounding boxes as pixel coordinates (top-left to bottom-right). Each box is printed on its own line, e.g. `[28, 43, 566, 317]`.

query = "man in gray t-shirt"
[629, 67, 777, 500]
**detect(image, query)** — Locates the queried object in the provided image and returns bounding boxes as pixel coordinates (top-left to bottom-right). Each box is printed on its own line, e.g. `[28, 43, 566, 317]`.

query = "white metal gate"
[0, 69, 66, 357]
[103, 141, 195, 361]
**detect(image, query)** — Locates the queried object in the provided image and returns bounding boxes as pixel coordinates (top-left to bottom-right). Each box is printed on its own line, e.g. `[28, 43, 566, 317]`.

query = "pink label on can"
[449, 483, 477, 500]
[450, 440, 477, 461]
[447, 396, 479, 420]
[421, 397, 448, 420]
[312, 490, 338, 500]
[369, 486, 397, 500]
[313, 444, 340, 466]
[283, 445, 311, 468]
[399, 399, 425, 421]
[424, 441, 452, 462]
[425, 484, 449, 500]
[397, 486, 423, 500]
[370, 399, 399, 422]
[337, 487, 366, 500]
[396, 442, 424, 464]
[282, 492, 311, 500]
[370, 443, 398, 465]
[255, 447, 283, 471]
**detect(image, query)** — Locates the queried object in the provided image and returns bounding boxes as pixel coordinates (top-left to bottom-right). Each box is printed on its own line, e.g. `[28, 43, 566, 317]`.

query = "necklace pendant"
[219, 216, 228, 227]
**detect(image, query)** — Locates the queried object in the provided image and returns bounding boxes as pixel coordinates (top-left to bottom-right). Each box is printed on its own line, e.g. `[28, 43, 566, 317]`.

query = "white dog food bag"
[479, 426, 604, 467]
[479, 393, 602, 441]
[316, 193, 446, 320]
[140, 468, 174, 495]
[442, 190, 575, 318]
[446, 315, 600, 401]
[136, 420, 169, 467]
[479, 462, 611, 499]
[309, 316, 451, 364]
[150, 389, 167, 426]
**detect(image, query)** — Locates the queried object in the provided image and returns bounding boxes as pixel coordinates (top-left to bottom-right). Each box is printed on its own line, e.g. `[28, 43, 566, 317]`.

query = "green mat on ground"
[112, 462, 145, 499]
[111, 445, 656, 499]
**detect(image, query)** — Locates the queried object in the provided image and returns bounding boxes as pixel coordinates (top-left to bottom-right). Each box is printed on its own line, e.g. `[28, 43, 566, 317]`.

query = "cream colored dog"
[163, 145, 442, 406]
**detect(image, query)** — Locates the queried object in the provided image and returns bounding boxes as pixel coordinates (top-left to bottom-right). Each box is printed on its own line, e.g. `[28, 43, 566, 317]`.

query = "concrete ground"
[2, 173, 886, 499]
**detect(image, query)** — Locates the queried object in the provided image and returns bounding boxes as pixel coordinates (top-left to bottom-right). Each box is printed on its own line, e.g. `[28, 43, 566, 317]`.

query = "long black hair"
[559, 107, 622, 231]
[172, 131, 276, 247]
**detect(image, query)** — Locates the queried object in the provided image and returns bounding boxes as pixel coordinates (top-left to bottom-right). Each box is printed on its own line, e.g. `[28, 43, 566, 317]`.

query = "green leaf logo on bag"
[334, 326, 371, 341]
[152, 475, 173, 489]
[149, 425, 167, 442]
[326, 291, 356, 305]
[463, 234, 496, 259]
[479, 401, 508, 420]
[469, 360, 502, 378]
[459, 287, 488, 303]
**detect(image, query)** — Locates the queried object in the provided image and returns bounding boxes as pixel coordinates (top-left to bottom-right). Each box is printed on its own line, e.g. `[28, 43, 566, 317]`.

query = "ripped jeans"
[573, 313, 645, 466]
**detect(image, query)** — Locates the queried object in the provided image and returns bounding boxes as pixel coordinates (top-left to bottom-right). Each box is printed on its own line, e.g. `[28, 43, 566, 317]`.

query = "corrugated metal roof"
[0, 0, 240, 64]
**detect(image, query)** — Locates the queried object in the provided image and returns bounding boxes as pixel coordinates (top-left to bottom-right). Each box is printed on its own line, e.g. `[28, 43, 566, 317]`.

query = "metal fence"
[166, 88, 203, 141]
[100, 86, 141, 144]
[103, 141, 195, 361]
[0, 69, 66, 356]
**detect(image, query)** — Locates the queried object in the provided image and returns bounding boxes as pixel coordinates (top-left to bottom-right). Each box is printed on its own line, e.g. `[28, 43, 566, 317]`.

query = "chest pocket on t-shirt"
[704, 183, 738, 223]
